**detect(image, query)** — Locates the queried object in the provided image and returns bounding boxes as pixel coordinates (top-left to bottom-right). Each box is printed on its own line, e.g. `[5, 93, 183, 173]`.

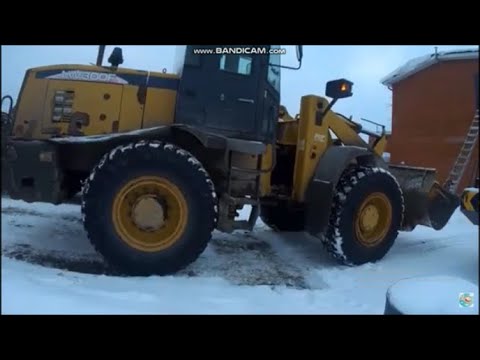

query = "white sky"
[1, 45, 476, 132]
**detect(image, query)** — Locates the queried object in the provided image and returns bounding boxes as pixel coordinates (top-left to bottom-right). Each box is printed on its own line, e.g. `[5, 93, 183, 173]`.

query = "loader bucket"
[388, 165, 460, 231]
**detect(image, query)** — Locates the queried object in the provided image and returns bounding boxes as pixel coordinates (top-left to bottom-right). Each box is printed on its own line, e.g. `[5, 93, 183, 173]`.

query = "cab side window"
[220, 55, 252, 75]
[267, 46, 281, 92]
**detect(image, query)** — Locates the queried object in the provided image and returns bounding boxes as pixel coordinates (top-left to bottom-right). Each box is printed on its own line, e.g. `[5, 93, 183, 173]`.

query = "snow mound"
[386, 276, 479, 315]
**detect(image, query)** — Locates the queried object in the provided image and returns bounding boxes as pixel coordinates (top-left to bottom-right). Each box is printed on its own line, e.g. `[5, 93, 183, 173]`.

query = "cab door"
[175, 45, 272, 142]
[206, 51, 260, 136]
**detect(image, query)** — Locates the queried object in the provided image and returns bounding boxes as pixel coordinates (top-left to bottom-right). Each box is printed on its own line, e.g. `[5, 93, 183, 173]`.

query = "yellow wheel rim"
[112, 176, 188, 252]
[355, 192, 392, 247]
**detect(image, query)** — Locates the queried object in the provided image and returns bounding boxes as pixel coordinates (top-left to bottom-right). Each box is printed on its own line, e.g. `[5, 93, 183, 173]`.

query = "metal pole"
[96, 45, 106, 66]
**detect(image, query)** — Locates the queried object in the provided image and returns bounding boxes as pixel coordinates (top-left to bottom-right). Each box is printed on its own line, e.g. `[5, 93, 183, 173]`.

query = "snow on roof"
[381, 48, 479, 86]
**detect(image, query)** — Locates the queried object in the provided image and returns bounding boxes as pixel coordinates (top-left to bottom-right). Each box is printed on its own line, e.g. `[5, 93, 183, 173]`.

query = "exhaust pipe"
[96, 45, 106, 66]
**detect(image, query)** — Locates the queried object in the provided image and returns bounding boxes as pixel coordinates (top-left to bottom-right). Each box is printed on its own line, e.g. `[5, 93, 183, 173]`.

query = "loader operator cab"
[173, 45, 303, 144]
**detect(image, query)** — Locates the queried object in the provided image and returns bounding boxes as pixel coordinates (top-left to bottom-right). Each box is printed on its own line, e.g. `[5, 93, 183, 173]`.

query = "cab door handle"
[238, 98, 255, 104]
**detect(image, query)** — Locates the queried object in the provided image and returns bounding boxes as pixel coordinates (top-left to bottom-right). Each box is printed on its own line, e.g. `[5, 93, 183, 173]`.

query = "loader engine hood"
[10, 64, 180, 140]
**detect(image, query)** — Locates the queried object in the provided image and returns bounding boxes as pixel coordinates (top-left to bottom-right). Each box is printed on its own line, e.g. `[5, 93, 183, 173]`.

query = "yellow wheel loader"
[1, 45, 459, 275]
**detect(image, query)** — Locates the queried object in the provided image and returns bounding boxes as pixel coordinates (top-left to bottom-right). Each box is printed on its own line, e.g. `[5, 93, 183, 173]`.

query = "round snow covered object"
[384, 276, 478, 315]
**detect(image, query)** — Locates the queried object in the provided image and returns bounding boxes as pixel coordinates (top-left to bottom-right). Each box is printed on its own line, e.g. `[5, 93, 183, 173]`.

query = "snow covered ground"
[1, 197, 478, 314]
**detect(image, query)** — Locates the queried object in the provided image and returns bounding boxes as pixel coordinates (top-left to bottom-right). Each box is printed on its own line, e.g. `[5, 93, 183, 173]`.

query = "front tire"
[81, 140, 217, 276]
[324, 167, 404, 265]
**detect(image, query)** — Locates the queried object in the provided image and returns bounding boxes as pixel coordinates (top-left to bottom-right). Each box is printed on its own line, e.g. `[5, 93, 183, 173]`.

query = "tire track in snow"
[2, 201, 312, 289]
[2, 206, 82, 223]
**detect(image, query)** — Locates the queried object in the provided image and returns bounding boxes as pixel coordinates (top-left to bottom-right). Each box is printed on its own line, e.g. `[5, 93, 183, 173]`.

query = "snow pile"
[386, 276, 478, 315]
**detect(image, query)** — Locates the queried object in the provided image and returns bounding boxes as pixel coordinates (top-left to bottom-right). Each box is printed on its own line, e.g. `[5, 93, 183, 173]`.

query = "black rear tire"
[81, 140, 217, 276]
[324, 167, 404, 265]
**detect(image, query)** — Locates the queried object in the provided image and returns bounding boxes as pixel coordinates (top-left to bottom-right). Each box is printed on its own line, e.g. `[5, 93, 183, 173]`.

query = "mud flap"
[388, 164, 459, 231]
